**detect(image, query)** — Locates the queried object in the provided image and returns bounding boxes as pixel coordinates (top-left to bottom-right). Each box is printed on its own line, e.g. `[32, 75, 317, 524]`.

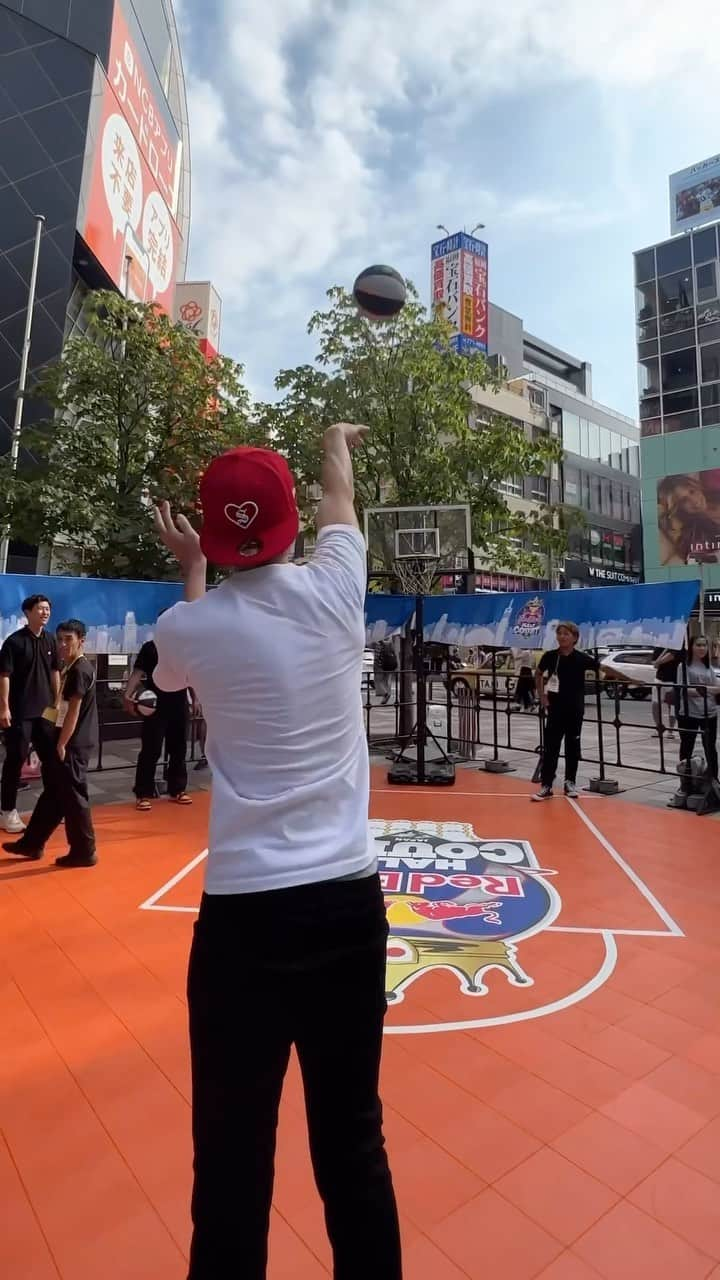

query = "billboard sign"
[78, 1, 182, 314]
[174, 282, 223, 360]
[431, 232, 488, 354]
[657, 467, 720, 566]
[669, 154, 720, 235]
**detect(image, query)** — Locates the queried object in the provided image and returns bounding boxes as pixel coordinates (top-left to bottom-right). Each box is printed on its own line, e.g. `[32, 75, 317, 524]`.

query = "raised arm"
[316, 423, 368, 532]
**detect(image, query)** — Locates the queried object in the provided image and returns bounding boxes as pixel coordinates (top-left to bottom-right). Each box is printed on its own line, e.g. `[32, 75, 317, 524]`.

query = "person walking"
[2, 619, 98, 867]
[124, 634, 192, 810]
[532, 622, 605, 801]
[513, 648, 536, 712]
[373, 639, 397, 704]
[676, 636, 719, 798]
[151, 425, 401, 1280]
[0, 593, 59, 833]
[653, 647, 680, 738]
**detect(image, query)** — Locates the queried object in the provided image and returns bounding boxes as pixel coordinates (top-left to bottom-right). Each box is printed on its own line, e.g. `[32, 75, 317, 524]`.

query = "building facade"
[488, 305, 643, 588]
[0, 0, 190, 569]
[634, 221, 720, 631]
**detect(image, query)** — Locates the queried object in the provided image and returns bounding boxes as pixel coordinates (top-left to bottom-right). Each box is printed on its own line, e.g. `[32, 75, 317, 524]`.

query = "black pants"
[515, 672, 535, 709]
[134, 699, 188, 798]
[22, 745, 96, 858]
[541, 703, 584, 787]
[187, 874, 401, 1280]
[678, 715, 719, 787]
[1, 716, 55, 811]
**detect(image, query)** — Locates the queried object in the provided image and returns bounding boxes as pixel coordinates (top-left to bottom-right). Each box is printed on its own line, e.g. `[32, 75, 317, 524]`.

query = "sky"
[175, 0, 720, 418]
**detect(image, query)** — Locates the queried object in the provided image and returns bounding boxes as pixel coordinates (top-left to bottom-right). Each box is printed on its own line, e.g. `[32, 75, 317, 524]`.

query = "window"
[591, 475, 603, 512]
[697, 302, 720, 328]
[610, 431, 622, 469]
[581, 472, 591, 509]
[664, 410, 700, 433]
[661, 347, 697, 392]
[640, 396, 661, 421]
[588, 420, 600, 461]
[599, 425, 611, 463]
[693, 226, 717, 264]
[702, 405, 720, 427]
[638, 356, 660, 398]
[601, 478, 612, 517]
[562, 411, 581, 454]
[640, 417, 661, 438]
[635, 249, 655, 284]
[656, 236, 692, 275]
[637, 338, 659, 360]
[700, 321, 720, 344]
[637, 317, 658, 342]
[529, 386, 545, 410]
[579, 418, 589, 456]
[696, 261, 718, 304]
[531, 476, 549, 501]
[499, 476, 522, 497]
[662, 388, 698, 415]
[590, 528, 602, 562]
[636, 282, 657, 322]
[630, 491, 641, 523]
[658, 269, 694, 314]
[660, 308, 695, 336]
[701, 342, 720, 383]
[602, 532, 615, 565]
[701, 382, 720, 408]
[611, 481, 623, 519]
[563, 466, 579, 505]
[623, 487, 633, 521]
[702, 385, 720, 427]
[628, 445, 640, 476]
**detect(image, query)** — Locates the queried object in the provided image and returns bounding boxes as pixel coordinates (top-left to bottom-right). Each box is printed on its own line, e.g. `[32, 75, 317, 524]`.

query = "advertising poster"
[174, 282, 223, 360]
[431, 232, 489, 354]
[657, 467, 720, 566]
[78, 1, 182, 313]
[0, 574, 182, 655]
[669, 155, 720, 235]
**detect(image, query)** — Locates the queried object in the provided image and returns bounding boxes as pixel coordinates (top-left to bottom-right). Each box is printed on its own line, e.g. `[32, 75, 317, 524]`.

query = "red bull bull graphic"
[373, 820, 560, 1004]
[511, 595, 545, 642]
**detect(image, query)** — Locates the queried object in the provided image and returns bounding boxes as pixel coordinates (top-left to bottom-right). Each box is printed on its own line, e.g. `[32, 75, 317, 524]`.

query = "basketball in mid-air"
[353, 265, 406, 320]
[134, 689, 158, 717]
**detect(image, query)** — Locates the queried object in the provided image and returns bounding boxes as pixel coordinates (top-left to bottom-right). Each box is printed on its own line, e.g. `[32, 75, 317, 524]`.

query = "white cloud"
[181, 0, 720, 405]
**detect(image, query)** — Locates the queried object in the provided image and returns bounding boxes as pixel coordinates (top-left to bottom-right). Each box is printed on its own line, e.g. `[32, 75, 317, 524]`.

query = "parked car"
[599, 648, 656, 701]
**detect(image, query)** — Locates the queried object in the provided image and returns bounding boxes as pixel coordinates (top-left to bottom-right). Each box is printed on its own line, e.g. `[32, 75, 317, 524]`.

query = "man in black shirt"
[533, 622, 601, 801]
[124, 637, 191, 809]
[0, 593, 59, 833]
[3, 619, 98, 867]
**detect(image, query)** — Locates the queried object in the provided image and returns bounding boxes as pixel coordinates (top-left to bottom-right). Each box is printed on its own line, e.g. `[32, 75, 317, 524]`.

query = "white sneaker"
[531, 786, 553, 803]
[564, 782, 579, 798]
[1, 809, 26, 834]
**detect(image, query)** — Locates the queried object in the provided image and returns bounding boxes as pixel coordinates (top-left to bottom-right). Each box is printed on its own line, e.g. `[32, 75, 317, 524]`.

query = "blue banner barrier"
[421, 580, 701, 650]
[0, 573, 182, 653]
[365, 594, 415, 642]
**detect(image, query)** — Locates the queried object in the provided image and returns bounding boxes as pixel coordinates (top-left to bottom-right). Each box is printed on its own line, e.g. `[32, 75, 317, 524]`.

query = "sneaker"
[2, 839, 43, 860]
[531, 786, 553, 803]
[193, 756, 208, 772]
[1, 809, 26, 834]
[55, 851, 98, 868]
[564, 781, 579, 798]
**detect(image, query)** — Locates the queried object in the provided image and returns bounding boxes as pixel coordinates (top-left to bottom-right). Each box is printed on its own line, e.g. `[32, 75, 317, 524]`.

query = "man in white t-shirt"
[152, 425, 401, 1280]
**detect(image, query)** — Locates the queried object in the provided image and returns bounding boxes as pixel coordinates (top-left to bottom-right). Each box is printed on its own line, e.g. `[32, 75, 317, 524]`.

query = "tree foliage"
[255, 285, 567, 576]
[0, 291, 256, 578]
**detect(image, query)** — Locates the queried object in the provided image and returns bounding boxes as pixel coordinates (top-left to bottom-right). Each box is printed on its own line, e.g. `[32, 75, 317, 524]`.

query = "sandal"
[170, 793, 192, 805]
[136, 799, 152, 812]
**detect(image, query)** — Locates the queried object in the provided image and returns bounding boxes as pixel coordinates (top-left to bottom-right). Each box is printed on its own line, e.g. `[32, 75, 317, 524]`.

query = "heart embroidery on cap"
[224, 502, 259, 530]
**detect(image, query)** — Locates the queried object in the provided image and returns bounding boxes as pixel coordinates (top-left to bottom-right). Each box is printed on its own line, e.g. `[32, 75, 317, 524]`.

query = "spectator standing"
[0, 594, 59, 833]
[653, 648, 680, 738]
[676, 636, 719, 797]
[2, 619, 98, 867]
[124, 636, 192, 810]
[533, 622, 603, 801]
[373, 639, 397, 704]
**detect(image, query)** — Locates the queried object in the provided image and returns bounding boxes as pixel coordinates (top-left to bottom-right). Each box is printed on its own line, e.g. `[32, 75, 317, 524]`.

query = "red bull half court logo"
[373, 820, 560, 1006]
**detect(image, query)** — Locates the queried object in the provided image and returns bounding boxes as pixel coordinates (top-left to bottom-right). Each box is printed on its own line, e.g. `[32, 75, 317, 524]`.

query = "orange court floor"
[1, 767, 720, 1280]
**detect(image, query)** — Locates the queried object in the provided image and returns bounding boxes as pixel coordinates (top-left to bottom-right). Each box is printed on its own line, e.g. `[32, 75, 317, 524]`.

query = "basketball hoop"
[393, 555, 440, 596]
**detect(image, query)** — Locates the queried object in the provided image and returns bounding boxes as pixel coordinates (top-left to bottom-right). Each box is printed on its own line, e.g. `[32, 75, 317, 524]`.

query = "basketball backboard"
[364, 504, 472, 576]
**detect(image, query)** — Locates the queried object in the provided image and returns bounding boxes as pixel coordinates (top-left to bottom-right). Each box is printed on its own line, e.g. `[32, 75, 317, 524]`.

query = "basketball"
[353, 265, 406, 320]
[135, 689, 157, 717]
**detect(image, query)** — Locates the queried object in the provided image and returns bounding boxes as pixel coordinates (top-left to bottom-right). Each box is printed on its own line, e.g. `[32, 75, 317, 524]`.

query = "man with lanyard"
[151, 425, 401, 1280]
[123, 628, 192, 810]
[3, 619, 98, 867]
[0, 593, 59, 834]
[533, 621, 605, 801]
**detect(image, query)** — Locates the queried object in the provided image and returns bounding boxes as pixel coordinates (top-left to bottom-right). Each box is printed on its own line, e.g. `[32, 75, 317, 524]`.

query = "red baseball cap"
[199, 446, 299, 569]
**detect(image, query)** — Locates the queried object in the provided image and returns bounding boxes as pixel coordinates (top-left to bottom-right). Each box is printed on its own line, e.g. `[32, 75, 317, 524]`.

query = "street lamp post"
[0, 214, 45, 575]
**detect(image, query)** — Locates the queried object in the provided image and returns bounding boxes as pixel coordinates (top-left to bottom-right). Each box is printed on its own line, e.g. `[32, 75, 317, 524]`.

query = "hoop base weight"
[483, 759, 512, 774]
[588, 777, 620, 795]
[387, 759, 456, 787]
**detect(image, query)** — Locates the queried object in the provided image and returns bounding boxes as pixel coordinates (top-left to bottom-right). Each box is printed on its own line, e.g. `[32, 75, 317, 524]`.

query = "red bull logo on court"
[372, 820, 560, 1005]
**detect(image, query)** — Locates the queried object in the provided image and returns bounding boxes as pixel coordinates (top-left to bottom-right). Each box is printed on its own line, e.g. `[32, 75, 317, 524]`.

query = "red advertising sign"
[77, 2, 182, 315]
[174, 282, 223, 361]
[471, 251, 488, 348]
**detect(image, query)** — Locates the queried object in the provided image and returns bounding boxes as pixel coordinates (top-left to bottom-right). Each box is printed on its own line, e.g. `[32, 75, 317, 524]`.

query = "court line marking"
[567, 798, 685, 937]
[138, 849, 208, 912]
[385, 930, 618, 1034]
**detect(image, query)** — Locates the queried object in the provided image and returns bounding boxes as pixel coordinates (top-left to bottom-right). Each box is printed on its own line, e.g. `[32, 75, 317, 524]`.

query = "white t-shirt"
[154, 525, 371, 894]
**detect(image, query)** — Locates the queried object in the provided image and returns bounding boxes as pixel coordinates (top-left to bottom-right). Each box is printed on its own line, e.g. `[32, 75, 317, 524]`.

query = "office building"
[0, 0, 191, 570]
[488, 305, 643, 587]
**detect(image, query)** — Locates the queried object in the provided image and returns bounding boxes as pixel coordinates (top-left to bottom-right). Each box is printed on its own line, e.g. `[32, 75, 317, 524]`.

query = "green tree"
[255, 285, 566, 578]
[0, 291, 257, 579]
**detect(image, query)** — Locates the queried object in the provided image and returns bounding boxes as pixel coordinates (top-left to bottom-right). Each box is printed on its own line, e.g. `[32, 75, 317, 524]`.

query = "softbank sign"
[174, 282, 223, 360]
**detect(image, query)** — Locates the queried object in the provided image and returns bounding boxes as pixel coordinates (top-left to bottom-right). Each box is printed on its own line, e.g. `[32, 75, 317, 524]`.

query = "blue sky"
[176, 0, 720, 418]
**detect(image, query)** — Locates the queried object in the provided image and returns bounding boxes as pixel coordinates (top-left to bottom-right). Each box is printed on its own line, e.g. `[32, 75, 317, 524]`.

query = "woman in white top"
[676, 636, 719, 789]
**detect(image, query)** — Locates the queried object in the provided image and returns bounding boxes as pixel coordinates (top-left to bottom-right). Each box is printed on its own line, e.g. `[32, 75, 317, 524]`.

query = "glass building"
[0, 0, 190, 570]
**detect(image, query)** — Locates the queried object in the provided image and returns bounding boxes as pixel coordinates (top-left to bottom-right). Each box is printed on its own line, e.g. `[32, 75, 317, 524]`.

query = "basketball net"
[393, 555, 440, 597]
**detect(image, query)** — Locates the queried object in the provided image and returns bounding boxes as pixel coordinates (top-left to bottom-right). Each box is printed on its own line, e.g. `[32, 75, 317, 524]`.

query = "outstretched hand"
[153, 501, 206, 571]
[323, 422, 370, 450]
